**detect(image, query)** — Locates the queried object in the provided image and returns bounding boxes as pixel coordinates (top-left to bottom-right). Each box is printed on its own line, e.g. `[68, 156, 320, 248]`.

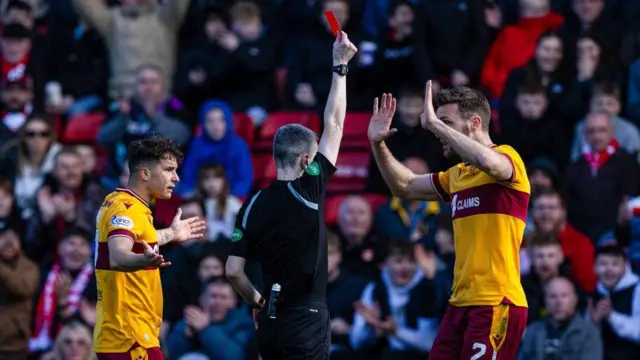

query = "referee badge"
[232, 228, 243, 242]
[306, 162, 320, 176]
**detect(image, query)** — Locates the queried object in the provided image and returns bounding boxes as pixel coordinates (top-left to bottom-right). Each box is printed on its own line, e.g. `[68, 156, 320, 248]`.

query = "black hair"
[127, 135, 183, 173]
[61, 225, 93, 244]
[596, 245, 627, 260]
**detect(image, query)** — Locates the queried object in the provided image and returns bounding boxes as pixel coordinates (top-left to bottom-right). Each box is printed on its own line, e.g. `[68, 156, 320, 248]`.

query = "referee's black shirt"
[230, 152, 336, 301]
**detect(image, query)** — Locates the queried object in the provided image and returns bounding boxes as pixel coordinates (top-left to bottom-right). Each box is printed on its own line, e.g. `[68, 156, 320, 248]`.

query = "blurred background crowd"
[1, 0, 640, 359]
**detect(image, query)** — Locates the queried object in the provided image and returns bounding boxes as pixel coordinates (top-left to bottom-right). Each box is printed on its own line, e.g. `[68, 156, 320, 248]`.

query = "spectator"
[571, 82, 640, 163]
[374, 157, 444, 244]
[350, 240, 439, 359]
[0, 178, 23, 237]
[48, 321, 97, 360]
[521, 232, 577, 324]
[30, 227, 96, 353]
[481, 0, 564, 99]
[25, 147, 106, 266]
[574, 33, 622, 104]
[0, 75, 35, 135]
[326, 232, 368, 360]
[335, 195, 388, 280]
[587, 245, 640, 360]
[98, 64, 191, 179]
[361, 0, 420, 39]
[0, 221, 39, 359]
[564, 111, 640, 242]
[628, 57, 640, 123]
[530, 188, 597, 292]
[527, 158, 561, 195]
[517, 276, 603, 360]
[197, 164, 242, 242]
[411, 0, 490, 87]
[74, 145, 98, 177]
[500, 31, 581, 121]
[0, 114, 61, 220]
[73, 0, 190, 99]
[500, 84, 570, 169]
[179, 100, 253, 198]
[2, 0, 35, 28]
[0, 23, 47, 108]
[166, 277, 254, 360]
[366, 86, 443, 194]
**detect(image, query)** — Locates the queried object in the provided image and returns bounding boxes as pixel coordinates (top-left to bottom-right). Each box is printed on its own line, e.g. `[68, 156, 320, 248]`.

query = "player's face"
[59, 235, 91, 271]
[545, 280, 577, 321]
[532, 195, 564, 233]
[0, 229, 20, 261]
[387, 254, 417, 286]
[532, 245, 563, 280]
[204, 284, 237, 322]
[435, 104, 472, 159]
[595, 255, 626, 289]
[148, 157, 179, 200]
[0, 187, 14, 218]
[198, 256, 224, 282]
[60, 329, 90, 360]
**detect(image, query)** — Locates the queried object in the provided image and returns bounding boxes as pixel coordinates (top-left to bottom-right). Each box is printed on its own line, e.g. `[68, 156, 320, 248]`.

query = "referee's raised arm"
[318, 31, 358, 165]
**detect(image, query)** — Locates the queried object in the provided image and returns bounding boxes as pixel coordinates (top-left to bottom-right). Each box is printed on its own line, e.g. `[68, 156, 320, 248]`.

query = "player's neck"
[125, 182, 152, 204]
[470, 132, 494, 148]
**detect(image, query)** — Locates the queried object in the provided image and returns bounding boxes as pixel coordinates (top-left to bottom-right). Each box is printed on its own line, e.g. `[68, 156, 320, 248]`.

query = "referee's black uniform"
[230, 152, 336, 360]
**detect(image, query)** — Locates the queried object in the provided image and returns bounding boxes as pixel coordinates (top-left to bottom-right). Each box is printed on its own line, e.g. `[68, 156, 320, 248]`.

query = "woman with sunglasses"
[0, 114, 61, 220]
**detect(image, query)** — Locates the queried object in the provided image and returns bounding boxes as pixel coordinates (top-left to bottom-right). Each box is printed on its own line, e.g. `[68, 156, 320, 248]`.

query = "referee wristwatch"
[254, 297, 266, 309]
[332, 64, 349, 76]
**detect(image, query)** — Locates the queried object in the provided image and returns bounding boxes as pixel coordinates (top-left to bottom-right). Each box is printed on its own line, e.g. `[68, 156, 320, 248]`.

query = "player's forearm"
[157, 229, 175, 246]
[323, 73, 347, 131]
[227, 271, 262, 307]
[109, 250, 148, 272]
[371, 141, 415, 197]
[428, 120, 507, 177]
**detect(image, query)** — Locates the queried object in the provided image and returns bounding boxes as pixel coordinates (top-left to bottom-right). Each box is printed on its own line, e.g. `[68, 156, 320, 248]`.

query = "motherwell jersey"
[431, 145, 529, 307]
[93, 188, 162, 352]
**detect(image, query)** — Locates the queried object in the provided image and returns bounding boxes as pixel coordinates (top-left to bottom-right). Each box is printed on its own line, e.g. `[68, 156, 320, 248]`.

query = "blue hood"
[198, 100, 235, 142]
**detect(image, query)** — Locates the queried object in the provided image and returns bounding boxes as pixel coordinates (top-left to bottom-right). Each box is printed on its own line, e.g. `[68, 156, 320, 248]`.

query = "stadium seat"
[252, 154, 277, 188]
[341, 112, 370, 149]
[327, 152, 369, 193]
[62, 112, 106, 144]
[254, 112, 321, 151]
[324, 193, 390, 225]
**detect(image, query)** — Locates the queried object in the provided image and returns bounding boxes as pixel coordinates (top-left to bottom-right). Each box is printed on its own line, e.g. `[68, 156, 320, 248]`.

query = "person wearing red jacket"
[481, 0, 564, 99]
[530, 187, 597, 292]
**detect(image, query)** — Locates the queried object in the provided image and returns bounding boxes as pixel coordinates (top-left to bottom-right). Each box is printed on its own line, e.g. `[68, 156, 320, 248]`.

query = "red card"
[324, 10, 341, 37]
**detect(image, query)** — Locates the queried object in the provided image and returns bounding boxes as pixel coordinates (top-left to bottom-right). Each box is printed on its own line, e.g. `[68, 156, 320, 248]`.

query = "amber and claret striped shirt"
[93, 188, 162, 352]
[430, 145, 530, 307]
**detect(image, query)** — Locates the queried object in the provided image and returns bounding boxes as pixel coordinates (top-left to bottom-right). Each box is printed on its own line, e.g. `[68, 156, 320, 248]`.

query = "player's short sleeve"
[430, 170, 451, 202]
[495, 145, 530, 194]
[104, 206, 143, 243]
[291, 152, 337, 203]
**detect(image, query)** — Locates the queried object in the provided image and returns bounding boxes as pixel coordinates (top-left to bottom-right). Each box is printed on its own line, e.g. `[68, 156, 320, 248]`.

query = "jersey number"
[470, 342, 486, 360]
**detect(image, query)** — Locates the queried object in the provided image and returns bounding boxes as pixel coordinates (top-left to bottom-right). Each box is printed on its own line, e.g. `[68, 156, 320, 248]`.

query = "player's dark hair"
[127, 135, 183, 173]
[592, 81, 621, 100]
[526, 231, 561, 249]
[596, 245, 627, 260]
[387, 239, 415, 260]
[434, 87, 491, 130]
[532, 187, 566, 209]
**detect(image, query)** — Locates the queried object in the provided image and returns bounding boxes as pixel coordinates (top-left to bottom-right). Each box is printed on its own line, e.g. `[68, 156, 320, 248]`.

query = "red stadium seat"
[324, 193, 390, 226]
[341, 112, 371, 149]
[63, 113, 106, 144]
[254, 112, 321, 151]
[252, 154, 277, 188]
[327, 152, 369, 193]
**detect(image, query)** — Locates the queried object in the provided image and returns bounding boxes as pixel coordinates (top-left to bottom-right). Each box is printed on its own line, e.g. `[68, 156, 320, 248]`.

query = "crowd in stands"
[1, 0, 640, 359]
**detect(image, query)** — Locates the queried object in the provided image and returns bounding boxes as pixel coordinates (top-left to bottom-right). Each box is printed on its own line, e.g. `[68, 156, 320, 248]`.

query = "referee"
[226, 31, 357, 360]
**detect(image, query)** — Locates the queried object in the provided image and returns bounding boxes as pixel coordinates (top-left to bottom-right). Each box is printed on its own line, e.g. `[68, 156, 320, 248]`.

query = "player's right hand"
[141, 241, 171, 268]
[368, 93, 397, 143]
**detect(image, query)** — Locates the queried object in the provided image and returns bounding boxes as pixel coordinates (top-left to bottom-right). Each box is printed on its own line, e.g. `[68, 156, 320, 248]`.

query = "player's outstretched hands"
[367, 93, 397, 143]
[333, 31, 358, 65]
[420, 80, 440, 130]
[170, 208, 206, 242]
[141, 241, 171, 268]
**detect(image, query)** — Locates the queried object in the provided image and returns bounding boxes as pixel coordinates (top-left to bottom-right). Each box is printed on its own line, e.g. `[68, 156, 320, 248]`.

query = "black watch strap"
[332, 64, 349, 76]
[254, 297, 266, 309]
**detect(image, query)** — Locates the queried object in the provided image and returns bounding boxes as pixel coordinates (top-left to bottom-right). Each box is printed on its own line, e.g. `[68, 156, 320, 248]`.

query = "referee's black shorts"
[257, 301, 330, 360]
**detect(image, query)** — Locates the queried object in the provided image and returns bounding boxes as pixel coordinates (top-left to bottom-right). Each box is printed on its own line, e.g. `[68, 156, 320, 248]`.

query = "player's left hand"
[184, 306, 210, 332]
[420, 80, 441, 131]
[170, 208, 206, 242]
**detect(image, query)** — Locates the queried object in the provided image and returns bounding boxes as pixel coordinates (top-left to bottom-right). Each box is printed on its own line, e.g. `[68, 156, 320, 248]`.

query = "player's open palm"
[141, 241, 170, 268]
[368, 93, 397, 143]
[170, 208, 206, 242]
